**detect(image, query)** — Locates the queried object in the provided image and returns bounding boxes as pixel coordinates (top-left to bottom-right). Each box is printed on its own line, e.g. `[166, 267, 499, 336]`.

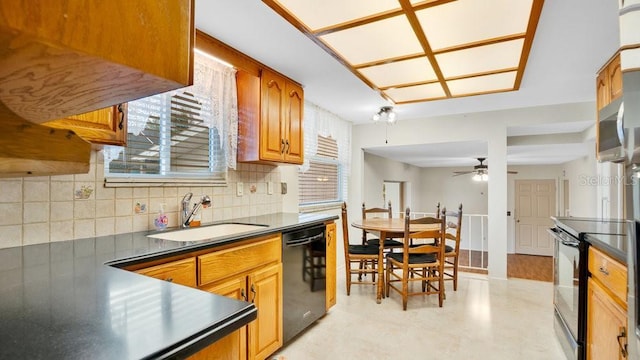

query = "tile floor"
[275, 273, 565, 360]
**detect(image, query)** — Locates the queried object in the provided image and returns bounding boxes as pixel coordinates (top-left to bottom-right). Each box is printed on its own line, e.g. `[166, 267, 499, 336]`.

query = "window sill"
[299, 201, 343, 214]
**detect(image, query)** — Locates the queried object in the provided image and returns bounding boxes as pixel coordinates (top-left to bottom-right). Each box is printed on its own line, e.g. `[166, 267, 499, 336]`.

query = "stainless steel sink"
[147, 223, 268, 242]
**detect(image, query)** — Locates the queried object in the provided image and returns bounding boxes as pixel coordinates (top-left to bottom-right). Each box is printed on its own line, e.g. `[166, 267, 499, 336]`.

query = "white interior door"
[515, 179, 556, 256]
[383, 181, 402, 215]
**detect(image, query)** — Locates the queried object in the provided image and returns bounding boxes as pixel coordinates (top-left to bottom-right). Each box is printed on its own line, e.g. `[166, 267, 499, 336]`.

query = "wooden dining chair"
[385, 208, 447, 310]
[443, 204, 463, 291]
[341, 202, 380, 295]
[362, 202, 403, 250]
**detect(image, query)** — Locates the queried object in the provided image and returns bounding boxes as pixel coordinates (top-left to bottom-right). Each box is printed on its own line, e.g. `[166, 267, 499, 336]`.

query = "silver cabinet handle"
[599, 266, 610, 276]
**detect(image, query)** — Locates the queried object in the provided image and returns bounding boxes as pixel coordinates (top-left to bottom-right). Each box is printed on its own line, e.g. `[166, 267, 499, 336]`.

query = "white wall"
[563, 154, 599, 218]
[363, 152, 423, 212]
[420, 167, 489, 215]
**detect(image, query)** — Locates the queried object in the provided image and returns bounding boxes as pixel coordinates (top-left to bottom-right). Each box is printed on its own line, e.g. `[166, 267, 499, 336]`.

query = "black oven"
[551, 217, 628, 360]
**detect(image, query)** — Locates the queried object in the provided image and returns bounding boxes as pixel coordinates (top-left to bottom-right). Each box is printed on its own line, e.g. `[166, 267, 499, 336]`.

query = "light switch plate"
[237, 182, 244, 196]
[267, 181, 274, 195]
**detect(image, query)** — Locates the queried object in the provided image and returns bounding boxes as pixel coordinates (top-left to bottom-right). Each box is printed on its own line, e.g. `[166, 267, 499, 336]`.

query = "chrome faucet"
[181, 192, 211, 228]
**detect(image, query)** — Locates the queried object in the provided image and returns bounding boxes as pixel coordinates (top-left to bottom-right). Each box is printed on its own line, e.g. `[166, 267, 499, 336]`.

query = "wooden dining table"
[350, 218, 441, 304]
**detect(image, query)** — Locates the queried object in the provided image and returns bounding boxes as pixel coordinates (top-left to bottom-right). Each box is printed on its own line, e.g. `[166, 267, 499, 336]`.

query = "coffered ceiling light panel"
[264, 0, 544, 105]
[435, 39, 524, 77]
[447, 72, 517, 96]
[384, 83, 447, 104]
[358, 57, 437, 88]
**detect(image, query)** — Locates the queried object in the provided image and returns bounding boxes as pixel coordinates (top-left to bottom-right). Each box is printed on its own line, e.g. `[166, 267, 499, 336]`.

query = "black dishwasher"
[282, 224, 326, 344]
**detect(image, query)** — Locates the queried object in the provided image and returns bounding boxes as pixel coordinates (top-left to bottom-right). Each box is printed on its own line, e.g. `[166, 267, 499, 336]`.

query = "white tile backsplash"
[0, 180, 23, 202]
[0, 203, 22, 226]
[0, 150, 284, 248]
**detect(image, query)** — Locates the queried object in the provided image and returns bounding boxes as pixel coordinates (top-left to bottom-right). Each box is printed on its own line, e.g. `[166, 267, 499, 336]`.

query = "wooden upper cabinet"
[596, 70, 610, 111]
[608, 55, 623, 103]
[43, 104, 127, 147]
[260, 71, 287, 162]
[596, 53, 623, 111]
[0, 0, 194, 125]
[238, 68, 304, 165]
[285, 81, 304, 164]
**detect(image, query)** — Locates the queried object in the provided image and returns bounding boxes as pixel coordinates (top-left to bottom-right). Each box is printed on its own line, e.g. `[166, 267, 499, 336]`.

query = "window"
[298, 101, 351, 206]
[104, 52, 237, 186]
[299, 135, 341, 204]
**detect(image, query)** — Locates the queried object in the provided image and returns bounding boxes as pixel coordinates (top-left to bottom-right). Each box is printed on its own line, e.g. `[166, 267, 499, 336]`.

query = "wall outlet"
[237, 182, 244, 196]
[267, 181, 274, 195]
[281, 182, 287, 195]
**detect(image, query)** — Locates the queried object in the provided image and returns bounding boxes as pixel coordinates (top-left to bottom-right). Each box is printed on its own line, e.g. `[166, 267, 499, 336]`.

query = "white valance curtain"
[301, 101, 352, 198]
[125, 51, 239, 169]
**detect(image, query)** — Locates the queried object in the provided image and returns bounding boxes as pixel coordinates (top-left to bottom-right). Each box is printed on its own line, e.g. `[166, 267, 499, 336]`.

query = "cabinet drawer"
[588, 247, 627, 303]
[135, 257, 197, 287]
[198, 235, 281, 286]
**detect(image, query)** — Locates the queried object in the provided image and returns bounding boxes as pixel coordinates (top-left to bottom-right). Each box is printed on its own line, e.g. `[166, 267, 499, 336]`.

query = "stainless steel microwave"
[599, 71, 640, 165]
[597, 96, 625, 163]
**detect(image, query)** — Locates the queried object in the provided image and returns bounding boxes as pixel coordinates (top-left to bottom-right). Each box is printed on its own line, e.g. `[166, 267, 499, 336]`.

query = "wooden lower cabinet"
[587, 278, 627, 360]
[194, 277, 248, 360]
[325, 222, 337, 310]
[130, 234, 289, 360]
[248, 263, 283, 360]
[198, 235, 283, 360]
[134, 257, 196, 287]
[586, 246, 628, 360]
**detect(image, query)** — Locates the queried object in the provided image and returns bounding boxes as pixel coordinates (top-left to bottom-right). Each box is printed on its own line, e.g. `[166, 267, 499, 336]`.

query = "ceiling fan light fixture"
[373, 106, 396, 124]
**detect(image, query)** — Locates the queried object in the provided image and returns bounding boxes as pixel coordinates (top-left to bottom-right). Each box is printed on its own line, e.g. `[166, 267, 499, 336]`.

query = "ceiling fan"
[452, 158, 518, 181]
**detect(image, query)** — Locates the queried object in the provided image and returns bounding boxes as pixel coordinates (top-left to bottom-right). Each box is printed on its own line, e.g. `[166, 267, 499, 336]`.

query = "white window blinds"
[299, 136, 340, 204]
[299, 101, 351, 205]
[104, 52, 237, 186]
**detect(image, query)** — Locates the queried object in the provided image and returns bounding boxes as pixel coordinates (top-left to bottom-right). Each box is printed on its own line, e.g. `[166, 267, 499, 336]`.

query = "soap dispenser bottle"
[154, 203, 168, 230]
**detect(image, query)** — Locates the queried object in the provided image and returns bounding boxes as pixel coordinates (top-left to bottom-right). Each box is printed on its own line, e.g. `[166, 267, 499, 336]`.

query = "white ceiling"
[195, 0, 621, 167]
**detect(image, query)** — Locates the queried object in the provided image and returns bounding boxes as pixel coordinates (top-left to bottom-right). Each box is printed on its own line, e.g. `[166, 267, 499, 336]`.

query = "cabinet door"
[596, 69, 609, 111]
[608, 55, 623, 103]
[260, 70, 286, 162]
[134, 257, 196, 287]
[587, 278, 627, 360]
[197, 277, 248, 360]
[325, 222, 337, 310]
[248, 263, 283, 360]
[43, 104, 127, 146]
[284, 81, 304, 164]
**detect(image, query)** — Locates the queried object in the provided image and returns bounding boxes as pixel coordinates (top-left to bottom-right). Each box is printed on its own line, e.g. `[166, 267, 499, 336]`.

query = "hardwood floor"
[457, 250, 553, 282]
[507, 253, 553, 282]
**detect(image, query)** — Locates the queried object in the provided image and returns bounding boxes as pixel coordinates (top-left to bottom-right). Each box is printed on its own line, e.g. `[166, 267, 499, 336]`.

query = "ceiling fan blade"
[452, 171, 473, 176]
[507, 170, 519, 174]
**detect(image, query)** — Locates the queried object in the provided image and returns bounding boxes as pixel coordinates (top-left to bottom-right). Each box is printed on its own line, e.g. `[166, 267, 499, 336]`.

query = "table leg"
[376, 231, 386, 304]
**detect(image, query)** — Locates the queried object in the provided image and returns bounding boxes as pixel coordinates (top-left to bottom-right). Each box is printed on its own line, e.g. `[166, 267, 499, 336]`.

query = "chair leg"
[402, 267, 408, 311]
[345, 260, 352, 296]
[453, 257, 459, 291]
[438, 268, 444, 307]
[385, 259, 390, 298]
[370, 259, 376, 283]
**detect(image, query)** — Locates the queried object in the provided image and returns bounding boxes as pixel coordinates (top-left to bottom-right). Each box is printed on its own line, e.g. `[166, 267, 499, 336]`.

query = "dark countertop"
[584, 233, 629, 265]
[0, 212, 337, 360]
[552, 216, 630, 264]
